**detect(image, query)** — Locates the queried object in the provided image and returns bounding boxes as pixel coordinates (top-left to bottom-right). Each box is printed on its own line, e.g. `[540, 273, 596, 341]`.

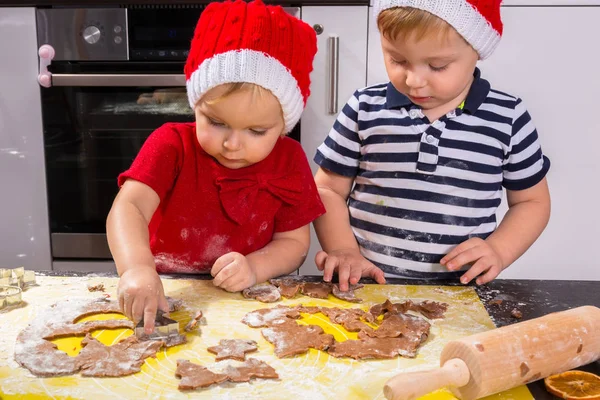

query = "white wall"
[367, 5, 600, 280]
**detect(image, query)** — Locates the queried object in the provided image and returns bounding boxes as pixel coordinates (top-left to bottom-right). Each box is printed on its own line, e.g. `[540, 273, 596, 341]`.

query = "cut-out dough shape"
[207, 339, 258, 361]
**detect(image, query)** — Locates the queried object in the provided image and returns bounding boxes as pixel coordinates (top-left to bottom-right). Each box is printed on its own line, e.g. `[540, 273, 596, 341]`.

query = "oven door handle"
[51, 74, 186, 87]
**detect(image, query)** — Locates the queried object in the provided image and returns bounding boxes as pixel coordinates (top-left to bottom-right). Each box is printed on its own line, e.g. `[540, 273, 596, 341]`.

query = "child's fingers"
[441, 238, 480, 266]
[459, 259, 489, 285]
[369, 267, 386, 284]
[118, 293, 125, 315]
[212, 263, 236, 287]
[322, 256, 339, 282]
[314, 251, 328, 271]
[348, 265, 362, 285]
[143, 299, 158, 335]
[211, 252, 237, 277]
[122, 292, 133, 321]
[158, 293, 170, 313]
[222, 276, 247, 292]
[337, 265, 351, 292]
[216, 269, 241, 291]
[131, 296, 144, 324]
[446, 246, 481, 271]
[475, 265, 501, 285]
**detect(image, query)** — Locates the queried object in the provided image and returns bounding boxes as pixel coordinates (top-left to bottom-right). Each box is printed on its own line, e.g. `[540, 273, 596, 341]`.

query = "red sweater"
[118, 122, 325, 274]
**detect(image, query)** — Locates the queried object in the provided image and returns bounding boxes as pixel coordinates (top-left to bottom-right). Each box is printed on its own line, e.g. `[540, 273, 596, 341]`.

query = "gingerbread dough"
[316, 307, 373, 332]
[301, 282, 332, 299]
[184, 310, 203, 332]
[262, 321, 334, 357]
[270, 276, 303, 298]
[243, 300, 439, 360]
[223, 358, 279, 382]
[207, 339, 258, 361]
[76, 334, 163, 377]
[87, 283, 105, 292]
[241, 306, 301, 328]
[370, 299, 448, 320]
[359, 313, 430, 342]
[332, 283, 364, 303]
[176, 358, 278, 390]
[15, 297, 182, 377]
[328, 336, 423, 359]
[176, 360, 228, 390]
[242, 284, 281, 303]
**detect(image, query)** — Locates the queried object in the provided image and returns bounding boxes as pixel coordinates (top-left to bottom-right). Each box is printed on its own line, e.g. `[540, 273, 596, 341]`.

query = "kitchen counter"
[33, 272, 600, 399]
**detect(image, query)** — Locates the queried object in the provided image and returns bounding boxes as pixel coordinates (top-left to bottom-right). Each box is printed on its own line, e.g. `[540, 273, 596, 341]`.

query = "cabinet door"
[0, 8, 52, 271]
[300, 6, 369, 276]
[366, 6, 600, 280]
[367, 6, 388, 85]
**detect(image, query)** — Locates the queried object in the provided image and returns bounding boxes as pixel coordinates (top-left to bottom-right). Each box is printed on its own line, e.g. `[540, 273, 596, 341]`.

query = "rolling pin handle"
[383, 358, 471, 400]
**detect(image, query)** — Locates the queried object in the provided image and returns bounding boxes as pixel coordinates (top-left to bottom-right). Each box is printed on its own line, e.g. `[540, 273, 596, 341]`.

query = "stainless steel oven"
[36, 6, 301, 260]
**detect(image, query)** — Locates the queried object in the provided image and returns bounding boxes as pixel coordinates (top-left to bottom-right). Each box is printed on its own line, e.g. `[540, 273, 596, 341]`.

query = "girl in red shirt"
[106, 0, 324, 334]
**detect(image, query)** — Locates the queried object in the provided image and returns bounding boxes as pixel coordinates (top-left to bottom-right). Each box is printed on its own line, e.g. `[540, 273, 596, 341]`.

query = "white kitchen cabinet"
[300, 6, 369, 276]
[0, 8, 52, 271]
[366, 6, 600, 280]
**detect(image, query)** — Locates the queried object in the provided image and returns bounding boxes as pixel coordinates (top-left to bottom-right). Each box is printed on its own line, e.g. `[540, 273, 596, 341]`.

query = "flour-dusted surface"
[0, 276, 534, 400]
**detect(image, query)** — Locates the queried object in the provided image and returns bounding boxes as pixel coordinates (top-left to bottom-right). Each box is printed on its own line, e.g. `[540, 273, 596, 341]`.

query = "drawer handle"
[50, 74, 186, 87]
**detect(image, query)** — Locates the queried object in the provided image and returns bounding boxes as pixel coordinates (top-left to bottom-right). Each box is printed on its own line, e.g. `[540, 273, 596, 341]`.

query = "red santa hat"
[185, 0, 317, 133]
[373, 0, 503, 60]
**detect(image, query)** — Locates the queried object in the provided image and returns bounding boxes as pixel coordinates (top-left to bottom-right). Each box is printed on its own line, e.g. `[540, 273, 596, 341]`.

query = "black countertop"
[39, 272, 600, 399]
[1, 1, 369, 7]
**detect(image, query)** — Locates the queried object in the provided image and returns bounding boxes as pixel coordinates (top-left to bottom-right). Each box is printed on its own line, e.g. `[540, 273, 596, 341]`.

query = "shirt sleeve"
[502, 98, 551, 190]
[117, 123, 183, 201]
[274, 144, 326, 233]
[314, 91, 362, 177]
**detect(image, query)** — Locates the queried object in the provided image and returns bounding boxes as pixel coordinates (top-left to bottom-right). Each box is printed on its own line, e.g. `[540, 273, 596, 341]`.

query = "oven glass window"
[41, 84, 300, 258]
[42, 86, 193, 236]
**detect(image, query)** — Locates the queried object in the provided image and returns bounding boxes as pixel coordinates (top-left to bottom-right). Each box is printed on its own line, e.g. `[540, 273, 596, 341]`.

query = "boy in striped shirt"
[313, 0, 551, 289]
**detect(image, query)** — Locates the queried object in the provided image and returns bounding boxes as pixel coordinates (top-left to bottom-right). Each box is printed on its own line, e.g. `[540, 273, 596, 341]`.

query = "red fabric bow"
[215, 172, 304, 225]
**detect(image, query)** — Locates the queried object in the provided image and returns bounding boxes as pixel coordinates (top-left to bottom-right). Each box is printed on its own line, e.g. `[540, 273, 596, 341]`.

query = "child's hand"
[211, 252, 257, 292]
[117, 267, 169, 334]
[441, 238, 505, 285]
[315, 249, 386, 291]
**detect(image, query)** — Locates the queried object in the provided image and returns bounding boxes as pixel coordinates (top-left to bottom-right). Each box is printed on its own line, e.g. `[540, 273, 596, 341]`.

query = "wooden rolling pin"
[384, 305, 600, 400]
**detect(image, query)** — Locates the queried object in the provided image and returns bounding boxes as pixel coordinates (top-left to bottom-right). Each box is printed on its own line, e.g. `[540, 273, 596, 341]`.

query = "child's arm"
[211, 225, 310, 292]
[441, 177, 551, 285]
[106, 179, 169, 333]
[312, 167, 386, 290]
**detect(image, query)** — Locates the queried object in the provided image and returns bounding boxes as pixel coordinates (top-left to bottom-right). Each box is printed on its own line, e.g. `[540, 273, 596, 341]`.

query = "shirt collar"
[385, 67, 490, 114]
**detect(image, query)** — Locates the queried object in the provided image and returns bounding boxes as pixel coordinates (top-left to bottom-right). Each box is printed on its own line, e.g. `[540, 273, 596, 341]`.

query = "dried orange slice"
[544, 370, 600, 400]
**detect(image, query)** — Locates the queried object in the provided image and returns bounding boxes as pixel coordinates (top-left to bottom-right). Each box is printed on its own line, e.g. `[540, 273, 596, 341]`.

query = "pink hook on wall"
[38, 44, 55, 88]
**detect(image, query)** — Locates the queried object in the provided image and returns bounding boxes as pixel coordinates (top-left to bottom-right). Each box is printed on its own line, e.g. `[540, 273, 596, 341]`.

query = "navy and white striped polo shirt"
[314, 68, 550, 279]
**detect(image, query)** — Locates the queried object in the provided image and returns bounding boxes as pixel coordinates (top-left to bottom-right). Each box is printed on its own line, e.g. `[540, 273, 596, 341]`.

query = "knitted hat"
[373, 0, 503, 59]
[185, 0, 317, 133]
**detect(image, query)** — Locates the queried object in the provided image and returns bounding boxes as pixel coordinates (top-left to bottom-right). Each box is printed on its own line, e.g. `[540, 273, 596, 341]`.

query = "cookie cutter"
[135, 310, 180, 340]
[0, 267, 36, 289]
[0, 285, 22, 310]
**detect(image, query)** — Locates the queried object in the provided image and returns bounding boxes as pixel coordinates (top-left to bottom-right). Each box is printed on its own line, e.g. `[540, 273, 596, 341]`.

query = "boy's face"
[380, 27, 479, 114]
[195, 85, 285, 169]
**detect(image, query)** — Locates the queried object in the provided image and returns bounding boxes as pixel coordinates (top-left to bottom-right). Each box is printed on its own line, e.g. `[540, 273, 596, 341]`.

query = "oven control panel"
[37, 9, 128, 61]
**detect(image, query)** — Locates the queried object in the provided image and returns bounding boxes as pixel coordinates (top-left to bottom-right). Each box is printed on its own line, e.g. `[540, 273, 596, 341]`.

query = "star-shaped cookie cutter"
[135, 310, 180, 340]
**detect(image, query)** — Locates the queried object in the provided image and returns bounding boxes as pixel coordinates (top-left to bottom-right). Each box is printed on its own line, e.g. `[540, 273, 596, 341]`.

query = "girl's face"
[195, 85, 285, 169]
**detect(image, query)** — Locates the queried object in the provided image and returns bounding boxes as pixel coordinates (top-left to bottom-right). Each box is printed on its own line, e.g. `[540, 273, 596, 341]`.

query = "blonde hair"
[197, 82, 287, 135]
[378, 7, 456, 43]
[200, 82, 270, 106]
